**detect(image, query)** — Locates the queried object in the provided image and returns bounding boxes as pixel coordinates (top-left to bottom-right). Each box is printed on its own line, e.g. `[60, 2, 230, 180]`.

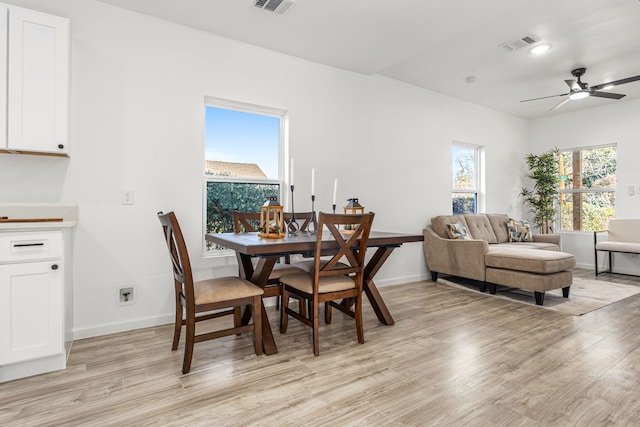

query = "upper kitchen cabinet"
[0, 4, 70, 157]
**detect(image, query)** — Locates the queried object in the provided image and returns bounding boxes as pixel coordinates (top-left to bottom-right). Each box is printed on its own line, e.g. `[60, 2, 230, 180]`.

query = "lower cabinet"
[0, 260, 63, 365]
[0, 229, 69, 382]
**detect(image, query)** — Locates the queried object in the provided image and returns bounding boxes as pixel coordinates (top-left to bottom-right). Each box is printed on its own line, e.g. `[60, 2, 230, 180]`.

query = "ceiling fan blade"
[591, 75, 640, 91]
[565, 79, 580, 91]
[549, 97, 570, 111]
[590, 91, 625, 100]
[520, 93, 569, 103]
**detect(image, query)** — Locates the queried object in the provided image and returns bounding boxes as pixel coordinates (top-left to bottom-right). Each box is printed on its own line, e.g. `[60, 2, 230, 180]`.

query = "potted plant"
[520, 147, 560, 234]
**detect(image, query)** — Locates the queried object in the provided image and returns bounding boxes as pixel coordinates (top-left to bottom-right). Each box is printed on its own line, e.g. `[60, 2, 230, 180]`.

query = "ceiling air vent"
[499, 35, 540, 52]
[252, 0, 298, 15]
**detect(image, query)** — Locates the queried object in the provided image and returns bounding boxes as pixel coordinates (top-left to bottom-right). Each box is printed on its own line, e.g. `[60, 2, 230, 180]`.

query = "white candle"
[290, 157, 294, 186]
[332, 179, 338, 205]
[311, 168, 315, 196]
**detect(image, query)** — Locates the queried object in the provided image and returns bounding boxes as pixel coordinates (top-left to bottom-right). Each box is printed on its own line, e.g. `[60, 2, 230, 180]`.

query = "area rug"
[436, 276, 640, 316]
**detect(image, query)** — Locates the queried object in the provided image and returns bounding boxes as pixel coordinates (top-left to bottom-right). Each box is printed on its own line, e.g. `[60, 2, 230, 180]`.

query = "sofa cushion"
[485, 248, 575, 274]
[507, 218, 532, 242]
[464, 214, 498, 243]
[446, 222, 472, 240]
[486, 214, 509, 243]
[431, 215, 468, 239]
[491, 242, 559, 251]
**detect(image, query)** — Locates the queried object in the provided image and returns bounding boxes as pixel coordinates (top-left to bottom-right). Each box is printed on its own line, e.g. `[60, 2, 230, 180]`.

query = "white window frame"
[202, 96, 288, 255]
[557, 143, 617, 232]
[451, 141, 483, 214]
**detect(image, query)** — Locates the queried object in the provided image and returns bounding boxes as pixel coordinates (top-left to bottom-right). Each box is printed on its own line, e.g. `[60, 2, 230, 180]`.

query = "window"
[452, 143, 481, 214]
[204, 97, 285, 251]
[558, 145, 616, 232]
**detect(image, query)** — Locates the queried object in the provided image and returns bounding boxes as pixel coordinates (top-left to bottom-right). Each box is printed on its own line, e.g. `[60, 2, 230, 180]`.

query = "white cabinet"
[0, 230, 67, 381]
[0, 3, 70, 157]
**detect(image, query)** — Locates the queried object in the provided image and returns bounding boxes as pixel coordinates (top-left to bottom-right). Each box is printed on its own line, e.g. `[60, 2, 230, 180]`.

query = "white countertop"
[0, 204, 77, 230]
[0, 220, 76, 230]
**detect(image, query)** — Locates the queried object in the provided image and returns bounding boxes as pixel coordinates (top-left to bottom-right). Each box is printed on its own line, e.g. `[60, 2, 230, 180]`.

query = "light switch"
[629, 186, 636, 196]
[636, 185, 640, 195]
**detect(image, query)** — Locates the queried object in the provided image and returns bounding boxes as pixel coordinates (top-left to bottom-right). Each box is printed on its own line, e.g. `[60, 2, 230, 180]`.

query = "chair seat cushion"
[269, 263, 306, 279]
[292, 259, 350, 273]
[280, 272, 356, 294]
[596, 241, 640, 253]
[194, 276, 263, 305]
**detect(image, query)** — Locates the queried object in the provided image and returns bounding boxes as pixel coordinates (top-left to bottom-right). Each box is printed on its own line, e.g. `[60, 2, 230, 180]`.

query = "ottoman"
[484, 248, 576, 305]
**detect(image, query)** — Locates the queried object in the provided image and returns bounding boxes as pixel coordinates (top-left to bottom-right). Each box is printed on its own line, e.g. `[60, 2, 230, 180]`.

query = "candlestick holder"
[288, 185, 300, 235]
[308, 195, 318, 234]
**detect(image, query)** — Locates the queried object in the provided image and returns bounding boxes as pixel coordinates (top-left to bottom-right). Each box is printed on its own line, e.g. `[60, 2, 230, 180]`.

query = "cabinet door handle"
[51, 264, 59, 270]
[58, 144, 65, 149]
[13, 243, 45, 247]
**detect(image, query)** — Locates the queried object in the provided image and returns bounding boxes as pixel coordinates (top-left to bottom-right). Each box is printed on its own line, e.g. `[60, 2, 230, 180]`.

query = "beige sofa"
[423, 214, 576, 305]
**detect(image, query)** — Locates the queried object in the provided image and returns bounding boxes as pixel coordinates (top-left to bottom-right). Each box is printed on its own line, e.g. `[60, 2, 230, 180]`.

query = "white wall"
[530, 98, 640, 274]
[0, 0, 529, 339]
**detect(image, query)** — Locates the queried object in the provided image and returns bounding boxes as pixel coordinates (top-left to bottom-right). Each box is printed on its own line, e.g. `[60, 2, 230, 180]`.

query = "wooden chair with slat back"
[158, 211, 263, 374]
[279, 212, 375, 356]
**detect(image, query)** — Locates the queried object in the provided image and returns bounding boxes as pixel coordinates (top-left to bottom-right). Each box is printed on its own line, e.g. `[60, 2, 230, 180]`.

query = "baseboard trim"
[73, 274, 429, 340]
[374, 274, 428, 287]
[73, 314, 175, 340]
[577, 262, 640, 276]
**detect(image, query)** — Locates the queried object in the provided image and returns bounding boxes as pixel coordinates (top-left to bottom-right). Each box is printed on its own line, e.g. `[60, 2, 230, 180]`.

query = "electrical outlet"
[630, 186, 636, 196]
[117, 286, 135, 306]
[121, 189, 134, 205]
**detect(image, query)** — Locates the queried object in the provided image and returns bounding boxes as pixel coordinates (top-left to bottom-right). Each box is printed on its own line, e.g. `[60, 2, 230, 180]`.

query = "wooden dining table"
[206, 230, 424, 355]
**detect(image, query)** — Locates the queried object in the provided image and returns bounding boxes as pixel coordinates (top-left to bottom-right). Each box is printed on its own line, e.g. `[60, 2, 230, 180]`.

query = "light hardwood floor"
[2, 268, 640, 426]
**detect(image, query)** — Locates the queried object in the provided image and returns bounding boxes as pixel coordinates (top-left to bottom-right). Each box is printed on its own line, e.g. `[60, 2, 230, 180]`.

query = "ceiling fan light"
[569, 91, 590, 100]
[530, 44, 551, 55]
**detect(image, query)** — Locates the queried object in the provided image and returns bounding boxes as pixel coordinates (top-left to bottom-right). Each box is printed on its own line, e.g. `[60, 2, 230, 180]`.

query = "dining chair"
[279, 212, 375, 356]
[158, 211, 263, 374]
[233, 211, 314, 314]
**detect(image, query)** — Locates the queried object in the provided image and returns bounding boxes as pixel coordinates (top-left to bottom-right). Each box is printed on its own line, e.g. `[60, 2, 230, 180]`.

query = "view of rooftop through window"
[205, 106, 279, 179]
[204, 103, 283, 250]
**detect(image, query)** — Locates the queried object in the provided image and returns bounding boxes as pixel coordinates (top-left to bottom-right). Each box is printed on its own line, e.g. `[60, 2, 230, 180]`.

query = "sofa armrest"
[532, 233, 561, 246]
[423, 227, 489, 281]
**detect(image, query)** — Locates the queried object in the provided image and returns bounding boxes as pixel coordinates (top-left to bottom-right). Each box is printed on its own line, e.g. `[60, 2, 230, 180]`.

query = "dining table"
[206, 229, 424, 355]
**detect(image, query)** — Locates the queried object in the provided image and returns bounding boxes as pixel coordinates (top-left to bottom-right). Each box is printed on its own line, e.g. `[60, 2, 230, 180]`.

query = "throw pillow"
[507, 218, 532, 242]
[446, 222, 472, 240]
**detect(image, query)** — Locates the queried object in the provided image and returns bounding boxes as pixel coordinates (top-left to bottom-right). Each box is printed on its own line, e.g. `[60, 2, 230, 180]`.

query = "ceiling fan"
[520, 67, 640, 111]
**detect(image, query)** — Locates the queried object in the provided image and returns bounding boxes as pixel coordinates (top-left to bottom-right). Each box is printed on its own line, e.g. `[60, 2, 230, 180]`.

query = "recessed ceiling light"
[530, 44, 551, 55]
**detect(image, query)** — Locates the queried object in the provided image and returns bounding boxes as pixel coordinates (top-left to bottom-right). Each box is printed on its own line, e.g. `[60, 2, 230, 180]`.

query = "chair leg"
[355, 293, 364, 344]
[241, 305, 252, 326]
[298, 296, 307, 317]
[233, 306, 242, 328]
[182, 314, 196, 374]
[280, 288, 289, 333]
[252, 296, 263, 356]
[172, 300, 182, 351]
[312, 297, 320, 356]
[324, 301, 332, 324]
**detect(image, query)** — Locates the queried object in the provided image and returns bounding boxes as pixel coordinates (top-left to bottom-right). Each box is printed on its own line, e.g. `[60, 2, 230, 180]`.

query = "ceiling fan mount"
[520, 67, 640, 111]
[571, 67, 586, 79]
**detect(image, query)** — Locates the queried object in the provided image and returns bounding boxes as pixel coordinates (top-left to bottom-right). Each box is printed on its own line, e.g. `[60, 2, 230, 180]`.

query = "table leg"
[362, 246, 397, 325]
[237, 253, 279, 355]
